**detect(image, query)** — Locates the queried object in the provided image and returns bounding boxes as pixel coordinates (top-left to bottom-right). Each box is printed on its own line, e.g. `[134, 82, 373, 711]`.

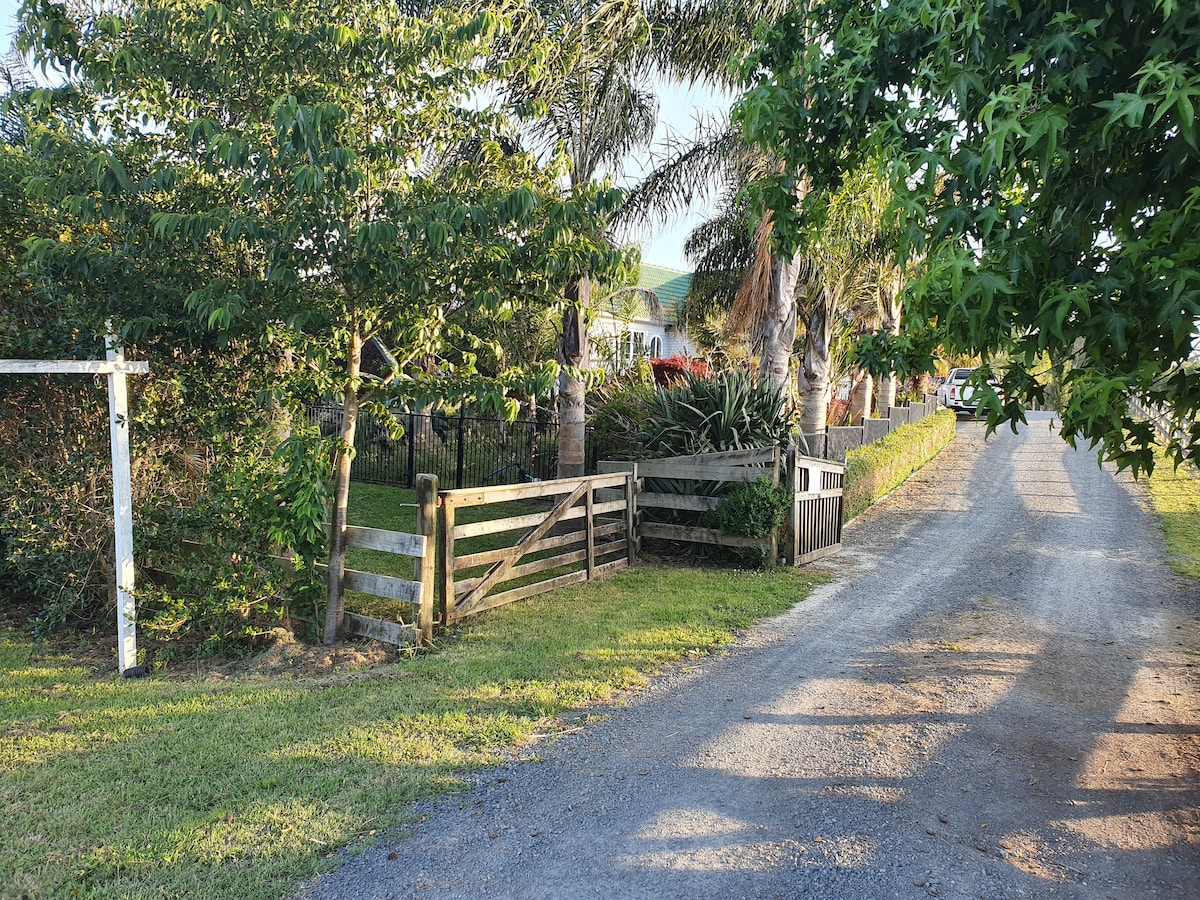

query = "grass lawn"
[1146, 453, 1200, 577]
[1, 562, 824, 900]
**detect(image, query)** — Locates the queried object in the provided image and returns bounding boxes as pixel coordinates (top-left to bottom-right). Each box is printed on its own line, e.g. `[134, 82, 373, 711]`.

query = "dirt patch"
[229, 628, 399, 679]
[5, 609, 399, 684]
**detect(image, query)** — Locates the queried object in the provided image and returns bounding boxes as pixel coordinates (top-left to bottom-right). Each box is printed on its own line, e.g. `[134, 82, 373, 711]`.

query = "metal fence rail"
[307, 406, 573, 489]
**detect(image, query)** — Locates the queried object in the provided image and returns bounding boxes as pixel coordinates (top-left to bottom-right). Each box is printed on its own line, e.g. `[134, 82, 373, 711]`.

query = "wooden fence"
[438, 472, 636, 623]
[327, 447, 840, 644]
[600, 447, 786, 565]
[1130, 397, 1197, 452]
[334, 474, 438, 647]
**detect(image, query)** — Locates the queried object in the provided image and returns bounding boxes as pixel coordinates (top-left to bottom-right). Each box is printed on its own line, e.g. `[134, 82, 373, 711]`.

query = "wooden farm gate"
[438, 472, 636, 622]
[786, 450, 844, 565]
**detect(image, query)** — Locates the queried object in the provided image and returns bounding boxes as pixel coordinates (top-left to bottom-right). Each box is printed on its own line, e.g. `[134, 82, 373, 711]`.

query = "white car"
[940, 368, 1002, 414]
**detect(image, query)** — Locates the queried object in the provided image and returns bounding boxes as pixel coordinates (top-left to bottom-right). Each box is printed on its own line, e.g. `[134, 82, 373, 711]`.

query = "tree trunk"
[758, 253, 801, 394]
[797, 290, 832, 433]
[877, 372, 898, 412]
[413, 403, 435, 445]
[323, 328, 363, 645]
[413, 354, 436, 445]
[876, 277, 904, 411]
[847, 369, 873, 424]
[556, 277, 591, 478]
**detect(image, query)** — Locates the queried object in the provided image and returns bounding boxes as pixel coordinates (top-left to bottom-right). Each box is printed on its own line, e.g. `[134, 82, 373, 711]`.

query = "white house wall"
[591, 314, 694, 367]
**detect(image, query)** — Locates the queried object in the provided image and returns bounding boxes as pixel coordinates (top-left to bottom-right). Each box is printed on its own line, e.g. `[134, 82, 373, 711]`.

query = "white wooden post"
[0, 343, 150, 675]
[105, 331, 139, 674]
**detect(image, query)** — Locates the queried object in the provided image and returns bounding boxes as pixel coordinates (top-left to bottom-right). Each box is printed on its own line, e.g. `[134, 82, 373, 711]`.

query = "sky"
[2, 1, 729, 272]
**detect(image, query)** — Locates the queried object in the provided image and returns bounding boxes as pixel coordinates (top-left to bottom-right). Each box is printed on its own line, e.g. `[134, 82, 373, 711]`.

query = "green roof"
[636, 264, 692, 319]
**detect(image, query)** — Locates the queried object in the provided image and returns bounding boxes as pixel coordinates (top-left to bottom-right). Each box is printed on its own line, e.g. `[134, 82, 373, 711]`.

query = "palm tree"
[637, 120, 903, 433]
[500, 0, 791, 477]
[491, 0, 655, 476]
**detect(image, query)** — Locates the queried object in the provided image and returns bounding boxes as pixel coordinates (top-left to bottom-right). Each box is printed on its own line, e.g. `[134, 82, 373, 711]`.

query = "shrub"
[701, 478, 792, 567]
[843, 409, 956, 520]
[649, 355, 710, 386]
[587, 378, 656, 462]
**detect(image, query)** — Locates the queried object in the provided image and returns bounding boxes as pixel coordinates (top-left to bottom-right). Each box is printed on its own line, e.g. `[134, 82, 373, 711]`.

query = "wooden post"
[439, 497, 456, 624]
[585, 484, 596, 579]
[786, 443, 800, 567]
[105, 331, 138, 674]
[767, 447, 780, 567]
[415, 474, 437, 645]
[624, 466, 638, 565]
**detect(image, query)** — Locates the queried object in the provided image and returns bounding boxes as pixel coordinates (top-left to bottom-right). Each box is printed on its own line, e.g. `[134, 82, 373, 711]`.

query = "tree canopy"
[737, 0, 1200, 472]
[12, 0, 627, 641]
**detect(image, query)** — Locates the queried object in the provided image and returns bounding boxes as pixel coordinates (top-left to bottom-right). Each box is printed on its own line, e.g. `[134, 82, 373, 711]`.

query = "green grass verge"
[843, 409, 957, 521]
[1, 565, 824, 900]
[1145, 453, 1200, 578]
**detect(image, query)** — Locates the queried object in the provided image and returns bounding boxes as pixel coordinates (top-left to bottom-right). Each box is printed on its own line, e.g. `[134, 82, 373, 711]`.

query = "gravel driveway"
[299, 413, 1200, 900]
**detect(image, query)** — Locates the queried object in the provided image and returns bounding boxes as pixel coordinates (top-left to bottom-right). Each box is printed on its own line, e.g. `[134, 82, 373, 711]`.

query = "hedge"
[843, 409, 957, 521]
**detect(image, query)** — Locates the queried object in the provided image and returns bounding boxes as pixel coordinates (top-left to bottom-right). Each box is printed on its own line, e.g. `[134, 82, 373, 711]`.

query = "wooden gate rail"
[329, 474, 437, 647]
[439, 472, 635, 623]
[787, 448, 845, 565]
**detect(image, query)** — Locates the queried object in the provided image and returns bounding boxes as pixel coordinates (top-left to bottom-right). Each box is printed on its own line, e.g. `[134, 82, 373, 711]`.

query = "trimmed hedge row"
[843, 409, 957, 521]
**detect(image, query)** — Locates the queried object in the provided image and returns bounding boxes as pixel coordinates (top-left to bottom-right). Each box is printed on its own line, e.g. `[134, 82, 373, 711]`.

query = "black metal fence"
[307, 405, 588, 489]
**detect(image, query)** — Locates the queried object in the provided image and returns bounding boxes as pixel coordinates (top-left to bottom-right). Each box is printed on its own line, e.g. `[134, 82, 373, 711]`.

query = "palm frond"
[617, 118, 741, 228]
[727, 212, 775, 338]
[641, 0, 792, 88]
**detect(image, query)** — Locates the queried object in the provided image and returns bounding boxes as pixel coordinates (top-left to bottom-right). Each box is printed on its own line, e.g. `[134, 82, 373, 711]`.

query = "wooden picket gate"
[438, 472, 636, 623]
[786, 449, 845, 565]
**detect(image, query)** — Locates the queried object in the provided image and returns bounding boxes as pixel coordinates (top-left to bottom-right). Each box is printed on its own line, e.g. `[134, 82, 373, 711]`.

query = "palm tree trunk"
[876, 278, 904, 411]
[877, 373, 898, 411]
[323, 328, 362, 645]
[758, 253, 801, 393]
[797, 291, 832, 433]
[556, 277, 591, 478]
[848, 369, 873, 423]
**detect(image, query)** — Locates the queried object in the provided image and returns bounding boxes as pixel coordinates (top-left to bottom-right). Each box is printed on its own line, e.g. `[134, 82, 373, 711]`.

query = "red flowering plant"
[650, 355, 710, 387]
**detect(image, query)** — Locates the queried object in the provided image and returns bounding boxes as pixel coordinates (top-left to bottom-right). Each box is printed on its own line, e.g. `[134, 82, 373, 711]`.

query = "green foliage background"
[737, 0, 1200, 474]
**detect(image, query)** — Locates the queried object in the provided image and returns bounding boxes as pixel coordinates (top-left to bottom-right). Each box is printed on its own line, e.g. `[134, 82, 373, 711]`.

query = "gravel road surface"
[299, 413, 1200, 899]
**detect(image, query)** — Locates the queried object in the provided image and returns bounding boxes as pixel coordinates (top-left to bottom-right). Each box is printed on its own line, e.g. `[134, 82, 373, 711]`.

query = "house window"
[648, 336, 663, 358]
[619, 330, 648, 363]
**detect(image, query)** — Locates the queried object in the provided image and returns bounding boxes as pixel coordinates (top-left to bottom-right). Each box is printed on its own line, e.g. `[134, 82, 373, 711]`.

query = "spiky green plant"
[632, 368, 789, 458]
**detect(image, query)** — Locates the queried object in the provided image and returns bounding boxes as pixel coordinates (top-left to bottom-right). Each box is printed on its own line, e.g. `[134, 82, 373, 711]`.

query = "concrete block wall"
[801, 394, 944, 461]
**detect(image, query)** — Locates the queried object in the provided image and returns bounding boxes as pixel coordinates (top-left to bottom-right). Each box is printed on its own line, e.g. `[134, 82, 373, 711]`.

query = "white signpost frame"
[0, 337, 149, 675]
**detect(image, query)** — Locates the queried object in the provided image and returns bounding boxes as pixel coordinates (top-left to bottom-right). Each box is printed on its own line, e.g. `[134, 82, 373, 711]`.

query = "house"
[590, 264, 695, 368]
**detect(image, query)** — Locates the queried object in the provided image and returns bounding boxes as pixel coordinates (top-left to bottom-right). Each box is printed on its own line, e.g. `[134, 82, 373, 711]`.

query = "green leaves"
[737, 0, 1200, 471]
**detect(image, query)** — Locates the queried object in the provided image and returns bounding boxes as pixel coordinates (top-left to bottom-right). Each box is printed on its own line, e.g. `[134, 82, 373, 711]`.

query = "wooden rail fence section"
[328, 448, 839, 642]
[335, 474, 437, 648]
[600, 446, 845, 566]
[438, 472, 636, 623]
[601, 447, 784, 564]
